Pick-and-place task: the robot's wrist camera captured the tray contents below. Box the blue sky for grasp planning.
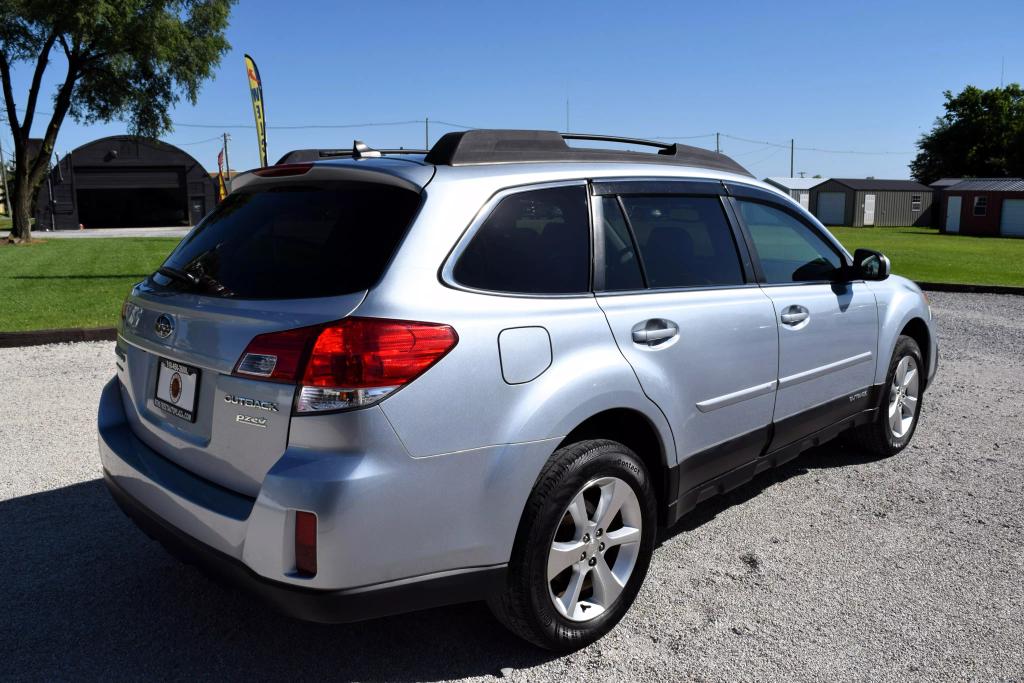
[5,0,1023,179]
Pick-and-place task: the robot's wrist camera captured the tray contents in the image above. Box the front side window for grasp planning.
[738,200,843,284]
[973,196,988,216]
[453,185,590,294]
[618,196,745,289]
[911,194,922,211]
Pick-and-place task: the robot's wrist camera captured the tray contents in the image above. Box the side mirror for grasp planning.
[852,248,890,281]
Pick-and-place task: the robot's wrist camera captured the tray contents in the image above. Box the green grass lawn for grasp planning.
[830,226,1024,287]
[0,237,179,331]
[0,226,1021,333]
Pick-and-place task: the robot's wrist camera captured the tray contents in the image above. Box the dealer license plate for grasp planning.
[154,358,200,422]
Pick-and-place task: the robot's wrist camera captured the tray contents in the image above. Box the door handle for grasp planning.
[780,305,810,326]
[631,319,679,346]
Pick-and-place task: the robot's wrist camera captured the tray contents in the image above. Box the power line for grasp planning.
[7,105,916,156]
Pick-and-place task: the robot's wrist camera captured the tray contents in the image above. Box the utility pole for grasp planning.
[566,98,570,132]
[425,117,429,149]
[790,139,795,177]
[715,132,720,154]
[0,137,9,217]
[222,132,232,191]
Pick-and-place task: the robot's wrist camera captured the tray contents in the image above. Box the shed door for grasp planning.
[817,192,845,225]
[1000,199,1024,236]
[863,193,876,226]
[946,196,961,233]
[798,191,810,210]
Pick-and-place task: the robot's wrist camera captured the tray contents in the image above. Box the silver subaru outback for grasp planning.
[99,130,937,651]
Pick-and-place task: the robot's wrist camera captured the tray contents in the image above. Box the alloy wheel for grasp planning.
[547,476,643,622]
[888,355,920,439]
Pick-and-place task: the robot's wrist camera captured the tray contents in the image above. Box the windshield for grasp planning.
[153,181,421,299]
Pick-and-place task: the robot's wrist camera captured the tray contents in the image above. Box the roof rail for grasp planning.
[423,129,752,177]
[274,146,429,165]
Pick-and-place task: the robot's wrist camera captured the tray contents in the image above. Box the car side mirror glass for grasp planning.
[852,248,890,281]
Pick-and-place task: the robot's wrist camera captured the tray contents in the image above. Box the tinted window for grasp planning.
[453,185,590,294]
[738,200,842,284]
[619,196,744,289]
[155,182,421,299]
[600,197,644,290]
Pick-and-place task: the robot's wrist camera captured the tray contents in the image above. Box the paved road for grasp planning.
[2,226,190,239]
[1,292,1021,681]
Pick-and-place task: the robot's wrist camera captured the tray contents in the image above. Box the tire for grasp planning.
[488,439,657,651]
[849,335,924,457]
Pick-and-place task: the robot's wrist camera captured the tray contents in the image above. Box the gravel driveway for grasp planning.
[1,291,1021,682]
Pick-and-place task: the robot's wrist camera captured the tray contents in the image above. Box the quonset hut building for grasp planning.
[34,136,216,230]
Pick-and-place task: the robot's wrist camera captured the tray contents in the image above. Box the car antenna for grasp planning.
[352,140,382,160]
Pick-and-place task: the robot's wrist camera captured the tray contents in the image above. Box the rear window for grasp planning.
[452,185,590,294]
[153,181,421,299]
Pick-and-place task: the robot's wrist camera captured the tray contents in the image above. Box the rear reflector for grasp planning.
[233,317,458,412]
[295,511,317,577]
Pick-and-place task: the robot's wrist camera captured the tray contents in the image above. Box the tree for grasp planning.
[911,84,1024,184]
[0,0,234,242]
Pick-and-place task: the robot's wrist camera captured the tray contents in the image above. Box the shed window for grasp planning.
[911,195,922,211]
[973,196,988,216]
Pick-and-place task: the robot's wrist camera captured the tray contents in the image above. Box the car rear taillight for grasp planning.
[233,317,458,412]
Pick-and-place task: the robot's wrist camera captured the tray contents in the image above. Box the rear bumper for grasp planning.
[103,470,506,623]
[98,375,548,620]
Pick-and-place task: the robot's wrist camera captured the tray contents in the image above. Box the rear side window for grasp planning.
[619,196,745,289]
[453,185,590,294]
[737,200,842,284]
[156,182,421,299]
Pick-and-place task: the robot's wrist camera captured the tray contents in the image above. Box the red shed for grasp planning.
[942,178,1024,237]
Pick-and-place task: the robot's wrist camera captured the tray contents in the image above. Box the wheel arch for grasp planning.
[899,317,931,389]
[556,408,675,526]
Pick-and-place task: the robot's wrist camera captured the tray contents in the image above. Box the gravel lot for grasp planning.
[1,291,1022,682]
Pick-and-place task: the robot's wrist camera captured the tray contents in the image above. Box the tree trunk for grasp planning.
[8,183,32,242]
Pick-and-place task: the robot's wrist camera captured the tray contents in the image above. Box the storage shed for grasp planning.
[34,136,216,230]
[941,178,1024,236]
[809,178,933,227]
[763,177,826,211]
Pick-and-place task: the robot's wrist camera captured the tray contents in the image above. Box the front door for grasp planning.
[593,188,778,487]
[946,196,961,233]
[733,198,878,450]
[863,193,876,226]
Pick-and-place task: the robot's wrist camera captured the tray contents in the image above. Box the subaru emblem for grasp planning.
[154,313,175,339]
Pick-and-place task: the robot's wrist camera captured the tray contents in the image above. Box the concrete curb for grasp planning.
[917,282,1024,296]
[0,327,117,349]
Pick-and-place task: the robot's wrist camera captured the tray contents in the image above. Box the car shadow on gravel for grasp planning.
[0,479,556,681]
[662,440,891,539]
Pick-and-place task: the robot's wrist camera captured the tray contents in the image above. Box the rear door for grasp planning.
[592,181,778,487]
[117,171,425,495]
[729,188,878,450]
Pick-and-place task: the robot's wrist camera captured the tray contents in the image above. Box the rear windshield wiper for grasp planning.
[157,266,200,287]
